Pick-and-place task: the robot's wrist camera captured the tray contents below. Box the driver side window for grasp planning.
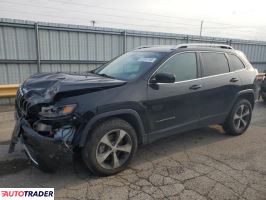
[157,52,197,82]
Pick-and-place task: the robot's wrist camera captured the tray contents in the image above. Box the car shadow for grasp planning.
[0,124,240,189]
[64,125,230,180]
[251,100,266,126]
[254,100,266,107]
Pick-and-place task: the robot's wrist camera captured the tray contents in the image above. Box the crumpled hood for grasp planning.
[20,72,126,102]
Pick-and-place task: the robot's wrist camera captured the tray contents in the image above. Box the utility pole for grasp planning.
[91,20,96,27]
[200,20,204,37]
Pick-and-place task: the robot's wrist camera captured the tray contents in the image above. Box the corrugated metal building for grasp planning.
[0,18,266,104]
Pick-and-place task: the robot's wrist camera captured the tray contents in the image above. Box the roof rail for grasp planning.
[134,45,154,50]
[134,44,234,51]
[177,43,234,50]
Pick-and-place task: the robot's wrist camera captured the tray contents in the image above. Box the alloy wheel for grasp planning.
[96,129,132,169]
[233,104,251,132]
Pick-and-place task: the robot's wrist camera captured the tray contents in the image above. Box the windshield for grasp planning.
[94,51,166,80]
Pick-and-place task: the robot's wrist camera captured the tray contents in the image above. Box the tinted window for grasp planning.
[228,54,245,71]
[201,52,229,76]
[157,53,197,82]
[94,51,165,80]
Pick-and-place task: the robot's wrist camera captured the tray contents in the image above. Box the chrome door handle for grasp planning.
[189,84,202,90]
[230,77,239,82]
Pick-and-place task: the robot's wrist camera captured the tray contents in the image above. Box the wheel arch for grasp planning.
[79,109,147,147]
[234,89,255,108]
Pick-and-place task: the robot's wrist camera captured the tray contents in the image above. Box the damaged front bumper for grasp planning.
[9,117,75,169]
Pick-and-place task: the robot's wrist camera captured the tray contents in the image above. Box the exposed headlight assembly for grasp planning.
[39,104,77,118]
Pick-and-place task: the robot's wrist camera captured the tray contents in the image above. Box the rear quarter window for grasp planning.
[227,54,245,71]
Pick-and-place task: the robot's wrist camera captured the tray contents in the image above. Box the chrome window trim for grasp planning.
[148,50,246,85]
[226,52,247,69]
[200,68,245,80]
[148,51,198,84]
[154,69,245,85]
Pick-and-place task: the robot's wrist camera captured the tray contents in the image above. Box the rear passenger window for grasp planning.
[227,54,245,71]
[201,52,229,77]
[157,52,197,82]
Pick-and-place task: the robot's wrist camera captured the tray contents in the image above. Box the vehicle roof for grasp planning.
[133,44,236,54]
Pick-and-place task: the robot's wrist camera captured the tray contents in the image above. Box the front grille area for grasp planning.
[16,90,31,116]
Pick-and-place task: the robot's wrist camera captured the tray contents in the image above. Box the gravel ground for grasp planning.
[0,101,266,200]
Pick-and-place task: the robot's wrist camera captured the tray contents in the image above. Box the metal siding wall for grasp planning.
[0,27,5,59]
[3,27,17,59]
[253,63,266,72]
[39,30,50,60]
[0,64,7,84]
[111,34,122,57]
[59,31,71,60]
[1,19,266,104]
[0,97,15,106]
[0,24,37,91]
[39,63,101,73]
[87,33,97,60]
[125,34,187,51]
[0,64,38,84]
[79,32,88,60]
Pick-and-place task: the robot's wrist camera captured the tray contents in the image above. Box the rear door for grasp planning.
[199,51,241,125]
[146,52,203,140]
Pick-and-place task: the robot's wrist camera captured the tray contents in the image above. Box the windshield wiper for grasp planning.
[83,70,95,75]
[97,73,114,79]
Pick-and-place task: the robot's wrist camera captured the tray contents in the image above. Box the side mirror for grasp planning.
[151,73,176,83]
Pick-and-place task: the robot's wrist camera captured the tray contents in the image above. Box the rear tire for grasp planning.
[82,118,137,176]
[223,99,252,136]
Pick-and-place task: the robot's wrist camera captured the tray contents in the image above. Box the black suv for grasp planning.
[10,44,257,175]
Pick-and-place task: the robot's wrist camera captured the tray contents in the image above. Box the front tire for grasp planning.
[82,118,137,176]
[223,99,252,136]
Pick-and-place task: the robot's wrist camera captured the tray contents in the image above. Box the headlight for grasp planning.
[39,104,77,118]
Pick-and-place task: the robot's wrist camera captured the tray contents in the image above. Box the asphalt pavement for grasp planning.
[0,101,266,200]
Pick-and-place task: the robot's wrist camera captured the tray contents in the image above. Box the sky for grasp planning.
[1,0,266,40]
